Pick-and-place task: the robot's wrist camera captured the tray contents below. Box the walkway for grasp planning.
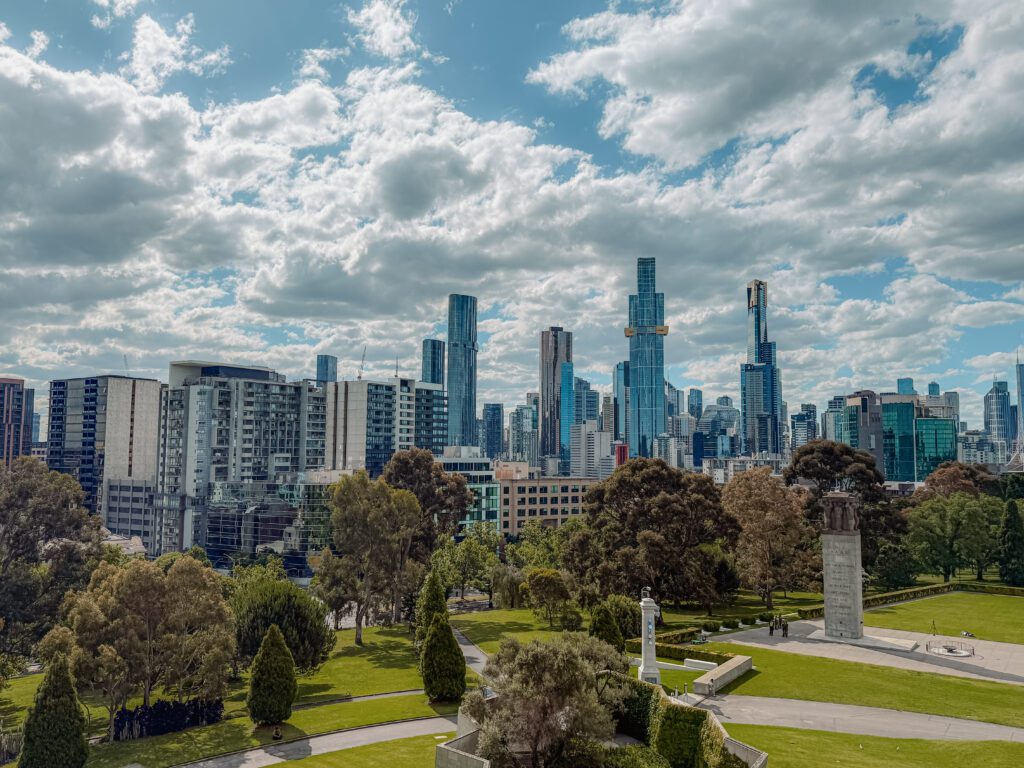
[179,716,457,768]
[696,695,1024,742]
[453,626,489,678]
[723,620,1024,686]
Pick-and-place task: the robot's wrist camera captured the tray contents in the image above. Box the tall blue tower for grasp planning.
[625,258,668,458]
[446,294,478,447]
[740,279,783,456]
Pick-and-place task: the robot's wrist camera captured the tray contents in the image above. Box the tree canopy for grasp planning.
[784,440,885,511]
[18,654,87,768]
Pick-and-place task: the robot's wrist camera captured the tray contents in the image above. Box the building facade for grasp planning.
[569,419,614,479]
[482,403,504,459]
[500,476,598,535]
[687,388,703,420]
[315,354,337,387]
[613,361,629,443]
[626,258,668,458]
[421,339,445,386]
[559,361,574,474]
[540,327,573,461]
[446,294,478,447]
[508,404,539,465]
[837,390,884,472]
[790,403,818,450]
[739,279,783,456]
[0,377,34,467]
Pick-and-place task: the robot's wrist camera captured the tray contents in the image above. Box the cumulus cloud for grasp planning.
[347,0,419,59]
[91,0,142,30]
[25,30,48,59]
[121,14,231,94]
[298,46,350,80]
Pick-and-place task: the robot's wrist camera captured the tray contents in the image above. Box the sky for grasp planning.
[1,0,1023,431]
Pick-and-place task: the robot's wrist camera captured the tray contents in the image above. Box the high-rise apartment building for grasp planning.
[613,361,629,443]
[739,279,783,457]
[626,258,668,458]
[0,378,34,467]
[482,403,504,459]
[574,376,600,424]
[540,327,573,460]
[446,294,478,447]
[897,378,917,396]
[837,390,884,472]
[687,388,703,420]
[316,354,338,388]
[821,396,846,441]
[1009,358,1024,472]
[600,395,614,434]
[790,403,818,450]
[421,339,445,386]
[508,404,539,465]
[559,361,574,473]
[569,419,614,479]
[984,381,1012,446]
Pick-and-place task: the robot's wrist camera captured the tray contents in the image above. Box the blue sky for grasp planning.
[1,0,1023,430]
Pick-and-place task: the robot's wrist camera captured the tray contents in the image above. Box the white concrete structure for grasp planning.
[821,492,863,640]
[638,589,661,685]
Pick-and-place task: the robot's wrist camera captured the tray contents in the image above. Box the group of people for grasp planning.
[767,615,789,638]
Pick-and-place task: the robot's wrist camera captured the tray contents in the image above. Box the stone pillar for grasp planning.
[822,492,863,640]
[639,588,661,685]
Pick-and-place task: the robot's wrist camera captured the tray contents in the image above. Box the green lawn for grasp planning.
[660,590,823,627]
[655,661,704,695]
[451,608,574,654]
[711,641,1024,729]
[726,724,1024,768]
[279,732,454,766]
[85,694,456,768]
[865,592,1024,645]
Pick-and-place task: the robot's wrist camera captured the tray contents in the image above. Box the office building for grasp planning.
[600,395,615,434]
[438,446,498,531]
[559,361,574,473]
[1009,358,1024,472]
[540,327,573,460]
[446,294,478,447]
[626,257,668,457]
[574,376,600,424]
[0,378,34,467]
[569,419,614,479]
[500,475,599,535]
[821,396,846,442]
[897,378,917,396]
[687,388,703,420]
[482,403,504,459]
[315,354,338,387]
[837,390,884,472]
[928,381,940,397]
[739,280,783,456]
[984,381,1012,447]
[421,339,445,386]
[613,361,629,443]
[48,375,161,546]
[697,398,741,459]
[959,430,1005,468]
[790,404,818,450]
[508,404,539,466]
[915,417,958,481]
[31,412,40,443]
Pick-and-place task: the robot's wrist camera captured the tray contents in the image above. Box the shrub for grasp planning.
[18,654,87,768]
[701,620,721,632]
[590,604,625,652]
[651,700,706,767]
[615,676,662,743]
[560,605,584,631]
[720,619,739,630]
[415,570,448,646]
[757,612,774,623]
[233,577,335,671]
[697,716,747,768]
[602,744,671,768]
[113,699,223,741]
[655,628,699,644]
[247,625,297,725]
[421,614,466,702]
[604,594,643,639]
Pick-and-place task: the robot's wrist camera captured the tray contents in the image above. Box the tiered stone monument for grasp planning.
[638,587,661,685]
[821,492,863,640]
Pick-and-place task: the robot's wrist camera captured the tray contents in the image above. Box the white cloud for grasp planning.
[91,0,142,30]
[347,0,419,59]
[298,46,350,80]
[25,31,48,59]
[0,23,11,43]
[121,14,231,94]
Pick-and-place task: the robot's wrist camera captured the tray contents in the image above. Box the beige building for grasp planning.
[499,476,598,535]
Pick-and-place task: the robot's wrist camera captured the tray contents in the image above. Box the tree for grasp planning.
[232,574,335,671]
[491,563,525,608]
[311,548,355,630]
[246,625,297,726]
[588,604,624,652]
[154,545,212,573]
[0,458,101,667]
[505,520,577,571]
[970,495,1006,580]
[524,569,570,628]
[871,541,919,591]
[18,654,87,768]
[907,493,994,582]
[381,448,474,558]
[463,634,629,768]
[723,468,810,609]
[563,459,738,604]
[329,472,422,644]
[997,500,1024,586]
[431,524,500,599]
[784,440,885,512]
[601,595,642,640]
[915,462,1001,502]
[415,570,449,646]
[420,614,465,702]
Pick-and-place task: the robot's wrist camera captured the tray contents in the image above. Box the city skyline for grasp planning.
[1,1,1024,430]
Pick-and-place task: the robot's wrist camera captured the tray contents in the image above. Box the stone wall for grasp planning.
[691,654,752,695]
[435,731,490,768]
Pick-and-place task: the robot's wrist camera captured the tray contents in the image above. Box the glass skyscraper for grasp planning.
[687,388,703,420]
[739,279,783,456]
[897,377,917,395]
[540,327,573,460]
[315,354,337,387]
[882,400,916,481]
[559,361,575,472]
[421,338,445,386]
[915,418,957,481]
[613,361,629,443]
[626,258,668,458]
[482,403,503,459]
[446,294,478,447]
[984,381,1011,445]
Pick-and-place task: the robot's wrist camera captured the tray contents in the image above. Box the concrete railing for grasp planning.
[436,731,490,768]
[692,653,752,695]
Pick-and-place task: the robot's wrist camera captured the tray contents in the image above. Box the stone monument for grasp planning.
[821,492,863,640]
[638,587,661,685]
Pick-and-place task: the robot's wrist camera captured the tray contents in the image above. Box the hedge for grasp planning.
[701,621,721,632]
[624,639,736,666]
[602,744,672,768]
[113,699,224,742]
[697,716,747,768]
[656,627,701,644]
[795,581,1024,620]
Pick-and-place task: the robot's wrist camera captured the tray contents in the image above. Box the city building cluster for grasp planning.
[1,258,1023,574]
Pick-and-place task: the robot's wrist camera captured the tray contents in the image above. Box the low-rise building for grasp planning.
[499,476,598,535]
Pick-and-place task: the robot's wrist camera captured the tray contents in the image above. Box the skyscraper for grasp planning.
[687,388,703,420]
[613,361,629,443]
[446,294,478,446]
[625,257,668,458]
[790,403,818,450]
[983,381,1011,446]
[508,403,539,465]
[482,403,504,459]
[316,354,338,387]
[559,361,575,473]
[600,395,615,434]
[0,378,34,467]
[574,376,599,424]
[739,279,783,456]
[897,377,917,395]
[928,381,940,397]
[837,390,884,472]
[421,339,445,386]
[540,327,573,460]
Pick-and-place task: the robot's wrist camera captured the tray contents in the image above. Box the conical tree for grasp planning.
[998,500,1024,587]
[247,624,298,725]
[420,614,465,702]
[415,570,448,646]
[19,654,87,768]
[589,603,625,652]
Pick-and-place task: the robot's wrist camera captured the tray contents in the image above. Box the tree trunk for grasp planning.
[976,562,985,581]
[354,602,365,646]
[943,567,951,583]
[765,589,774,610]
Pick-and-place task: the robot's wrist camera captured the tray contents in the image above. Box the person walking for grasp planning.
[782,619,789,638]
[769,620,775,637]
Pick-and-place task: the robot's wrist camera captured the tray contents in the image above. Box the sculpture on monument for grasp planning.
[821,492,863,640]
[638,587,661,685]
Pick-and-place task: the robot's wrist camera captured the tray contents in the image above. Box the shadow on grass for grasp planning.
[451,619,552,644]
[719,668,760,695]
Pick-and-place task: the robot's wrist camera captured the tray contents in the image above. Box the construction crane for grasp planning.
[123,354,131,377]
[357,345,367,380]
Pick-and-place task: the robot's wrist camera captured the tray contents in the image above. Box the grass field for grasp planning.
[865,592,1024,645]
[711,641,1024,729]
[451,608,571,654]
[278,732,454,766]
[85,694,456,768]
[726,724,1024,768]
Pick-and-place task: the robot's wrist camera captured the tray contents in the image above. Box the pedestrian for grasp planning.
[769,621,775,637]
[783,619,789,638]
[709,678,715,697]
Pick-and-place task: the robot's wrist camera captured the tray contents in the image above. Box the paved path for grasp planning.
[696,694,1024,742]
[453,626,489,678]
[179,716,457,768]
[723,620,1024,686]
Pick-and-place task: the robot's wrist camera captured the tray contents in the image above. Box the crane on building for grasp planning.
[357,345,367,380]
